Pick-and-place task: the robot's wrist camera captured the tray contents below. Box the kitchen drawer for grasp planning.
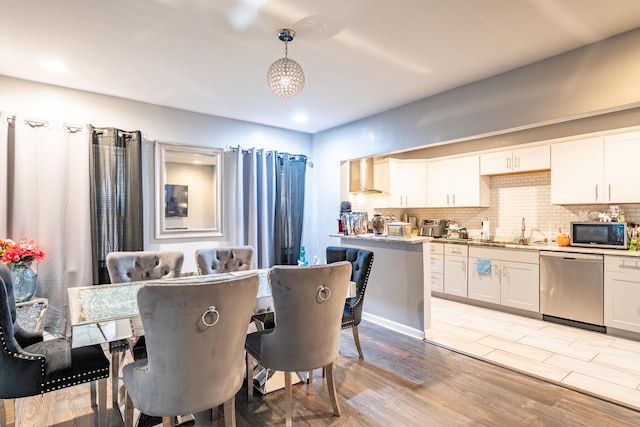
[431,272,444,293]
[430,242,444,255]
[431,254,444,274]
[469,246,538,264]
[604,255,640,273]
[445,243,468,257]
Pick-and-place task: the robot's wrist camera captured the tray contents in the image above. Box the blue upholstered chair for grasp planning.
[0,263,110,426]
[326,246,374,358]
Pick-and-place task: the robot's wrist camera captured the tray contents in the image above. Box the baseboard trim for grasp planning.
[361,312,424,340]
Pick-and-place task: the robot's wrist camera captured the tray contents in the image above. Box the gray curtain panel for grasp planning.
[89,126,143,284]
[274,153,307,265]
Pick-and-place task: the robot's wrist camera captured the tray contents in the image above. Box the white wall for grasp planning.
[310,28,640,258]
[0,76,312,273]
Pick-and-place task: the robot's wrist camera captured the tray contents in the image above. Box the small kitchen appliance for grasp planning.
[387,222,412,238]
[570,221,627,249]
[421,219,447,237]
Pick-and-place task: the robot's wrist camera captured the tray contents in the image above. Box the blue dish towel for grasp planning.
[476,258,491,275]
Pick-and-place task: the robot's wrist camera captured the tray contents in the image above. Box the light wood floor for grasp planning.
[10,321,640,427]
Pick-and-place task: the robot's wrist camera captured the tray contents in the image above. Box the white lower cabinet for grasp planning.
[468,247,539,312]
[444,244,468,297]
[604,256,640,333]
[430,242,444,293]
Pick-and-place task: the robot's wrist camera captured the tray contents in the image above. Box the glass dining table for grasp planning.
[67,270,272,349]
[67,268,354,398]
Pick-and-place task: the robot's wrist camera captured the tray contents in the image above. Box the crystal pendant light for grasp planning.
[267,29,305,99]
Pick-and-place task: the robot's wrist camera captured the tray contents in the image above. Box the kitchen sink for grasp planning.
[467,239,543,247]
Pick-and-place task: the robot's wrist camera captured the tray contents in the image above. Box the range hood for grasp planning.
[349,158,382,194]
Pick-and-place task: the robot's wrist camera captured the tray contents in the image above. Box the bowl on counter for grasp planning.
[556,233,570,247]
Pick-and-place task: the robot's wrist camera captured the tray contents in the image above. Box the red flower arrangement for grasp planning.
[0,238,46,268]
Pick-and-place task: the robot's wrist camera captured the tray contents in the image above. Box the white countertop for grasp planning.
[331,233,640,256]
[433,237,640,257]
[331,233,432,245]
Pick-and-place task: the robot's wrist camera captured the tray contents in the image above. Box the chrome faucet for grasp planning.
[520,217,526,245]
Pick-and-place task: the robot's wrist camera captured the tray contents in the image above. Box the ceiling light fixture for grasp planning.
[267,29,305,99]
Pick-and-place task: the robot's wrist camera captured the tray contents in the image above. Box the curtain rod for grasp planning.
[225,146,313,167]
[4,114,85,133]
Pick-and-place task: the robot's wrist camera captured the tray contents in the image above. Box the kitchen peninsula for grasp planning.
[332,234,432,339]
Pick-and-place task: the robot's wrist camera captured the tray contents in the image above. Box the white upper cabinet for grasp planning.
[603,131,640,203]
[373,159,427,208]
[426,155,489,207]
[551,130,640,204]
[551,137,604,204]
[481,145,550,175]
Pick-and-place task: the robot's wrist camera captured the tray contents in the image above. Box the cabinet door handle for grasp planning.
[506,157,511,170]
[608,184,611,201]
[494,265,500,278]
[515,156,520,169]
[595,184,598,201]
[462,262,466,274]
[620,260,640,269]
[452,194,456,205]
[447,194,450,205]
[452,248,462,254]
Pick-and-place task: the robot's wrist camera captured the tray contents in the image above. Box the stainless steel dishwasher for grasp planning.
[539,251,604,331]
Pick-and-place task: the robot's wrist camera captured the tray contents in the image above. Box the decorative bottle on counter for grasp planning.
[372,214,386,235]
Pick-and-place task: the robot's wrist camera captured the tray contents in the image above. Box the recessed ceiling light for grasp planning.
[41,59,68,73]
[293,113,308,123]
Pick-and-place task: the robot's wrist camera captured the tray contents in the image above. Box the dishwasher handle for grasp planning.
[540,251,603,262]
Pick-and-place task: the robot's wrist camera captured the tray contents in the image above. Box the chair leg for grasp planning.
[98,378,108,427]
[285,371,292,427]
[90,380,97,407]
[352,325,364,358]
[246,353,254,403]
[223,396,236,427]
[1,399,16,427]
[308,369,313,385]
[111,352,120,408]
[124,391,135,427]
[162,416,173,427]
[326,362,341,416]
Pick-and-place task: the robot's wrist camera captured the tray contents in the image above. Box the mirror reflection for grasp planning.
[155,142,223,239]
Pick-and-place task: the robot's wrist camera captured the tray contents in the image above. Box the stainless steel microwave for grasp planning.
[570,222,627,249]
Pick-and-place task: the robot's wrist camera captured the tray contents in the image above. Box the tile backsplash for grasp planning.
[348,171,639,242]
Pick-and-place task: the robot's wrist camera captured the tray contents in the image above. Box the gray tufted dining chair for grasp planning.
[326,246,374,358]
[104,250,184,408]
[245,262,351,427]
[0,263,110,427]
[122,273,259,427]
[195,246,254,275]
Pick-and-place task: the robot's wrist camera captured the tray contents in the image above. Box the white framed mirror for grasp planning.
[155,141,223,239]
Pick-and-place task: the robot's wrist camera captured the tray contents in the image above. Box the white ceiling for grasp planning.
[2,0,640,134]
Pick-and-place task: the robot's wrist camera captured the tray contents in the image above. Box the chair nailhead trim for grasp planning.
[43,368,110,393]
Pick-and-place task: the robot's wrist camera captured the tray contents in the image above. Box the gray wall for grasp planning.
[310,28,640,258]
[0,76,312,273]
[3,27,640,265]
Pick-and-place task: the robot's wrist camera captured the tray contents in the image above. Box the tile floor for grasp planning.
[425,297,640,411]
